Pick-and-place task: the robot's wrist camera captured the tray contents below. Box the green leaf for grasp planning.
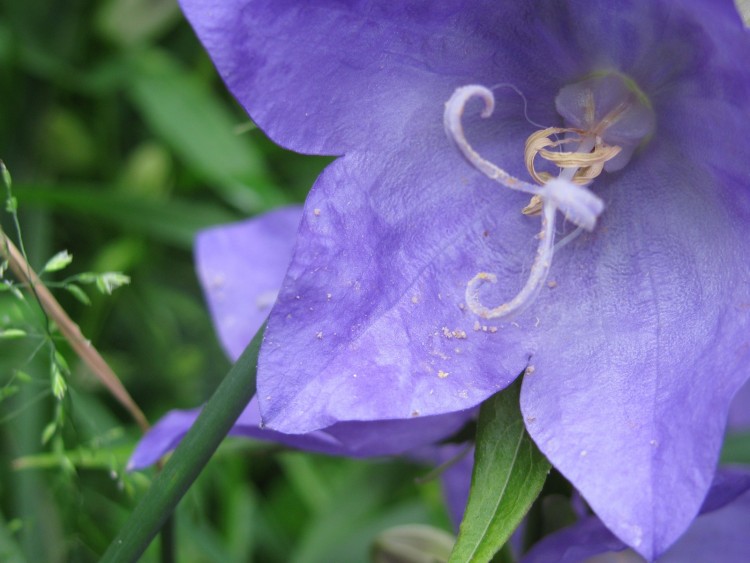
[449,379,550,563]
[14,370,32,383]
[64,283,91,305]
[0,160,11,189]
[126,50,288,213]
[16,183,236,249]
[94,272,130,295]
[96,0,180,47]
[41,421,57,445]
[5,196,17,214]
[0,329,26,339]
[0,385,19,401]
[42,250,73,273]
[101,325,265,562]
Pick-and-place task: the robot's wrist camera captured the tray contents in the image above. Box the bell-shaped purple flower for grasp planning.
[175,0,750,559]
[522,468,750,562]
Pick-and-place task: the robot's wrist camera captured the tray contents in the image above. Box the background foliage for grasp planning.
[0,1,452,561]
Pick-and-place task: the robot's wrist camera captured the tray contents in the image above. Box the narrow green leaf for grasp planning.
[101,325,264,562]
[127,50,287,212]
[42,250,73,273]
[16,184,237,249]
[449,379,550,563]
[41,422,57,445]
[8,285,24,300]
[0,161,11,191]
[96,0,180,47]
[14,370,32,383]
[5,196,17,214]
[0,329,27,339]
[0,385,20,401]
[64,283,91,305]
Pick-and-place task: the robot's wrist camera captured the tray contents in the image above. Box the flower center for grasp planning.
[444,72,655,319]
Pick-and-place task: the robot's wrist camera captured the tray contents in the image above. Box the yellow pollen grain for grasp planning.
[547,280,558,288]
[525,365,536,375]
[315,331,323,340]
[473,320,481,331]
[411,295,419,304]
[442,327,452,339]
[411,410,420,417]
[452,329,467,339]
[438,370,449,379]
[313,208,321,216]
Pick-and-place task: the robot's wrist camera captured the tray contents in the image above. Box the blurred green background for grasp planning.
[0,1,452,561]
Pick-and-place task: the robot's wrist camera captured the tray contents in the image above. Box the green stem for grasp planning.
[101,326,264,562]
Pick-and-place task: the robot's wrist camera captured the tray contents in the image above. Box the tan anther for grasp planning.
[522,195,543,216]
[522,127,622,214]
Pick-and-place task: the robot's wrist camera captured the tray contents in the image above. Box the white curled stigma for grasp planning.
[444,85,605,320]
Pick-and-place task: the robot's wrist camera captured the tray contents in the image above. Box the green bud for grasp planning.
[43,250,74,273]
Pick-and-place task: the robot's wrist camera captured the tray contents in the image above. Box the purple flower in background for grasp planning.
[174,0,750,559]
[522,469,750,563]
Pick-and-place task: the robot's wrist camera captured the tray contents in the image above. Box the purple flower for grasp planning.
[129,207,473,470]
[175,0,750,558]
[522,468,750,562]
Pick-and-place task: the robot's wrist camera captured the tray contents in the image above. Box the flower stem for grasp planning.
[0,229,150,432]
[100,326,263,562]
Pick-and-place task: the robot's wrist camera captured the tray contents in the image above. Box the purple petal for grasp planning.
[129,409,203,470]
[521,517,629,563]
[521,147,750,558]
[178,1,570,156]
[658,491,750,562]
[195,206,302,361]
[697,467,750,514]
[129,396,473,470]
[258,150,532,432]
[521,469,750,563]
[520,10,750,553]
